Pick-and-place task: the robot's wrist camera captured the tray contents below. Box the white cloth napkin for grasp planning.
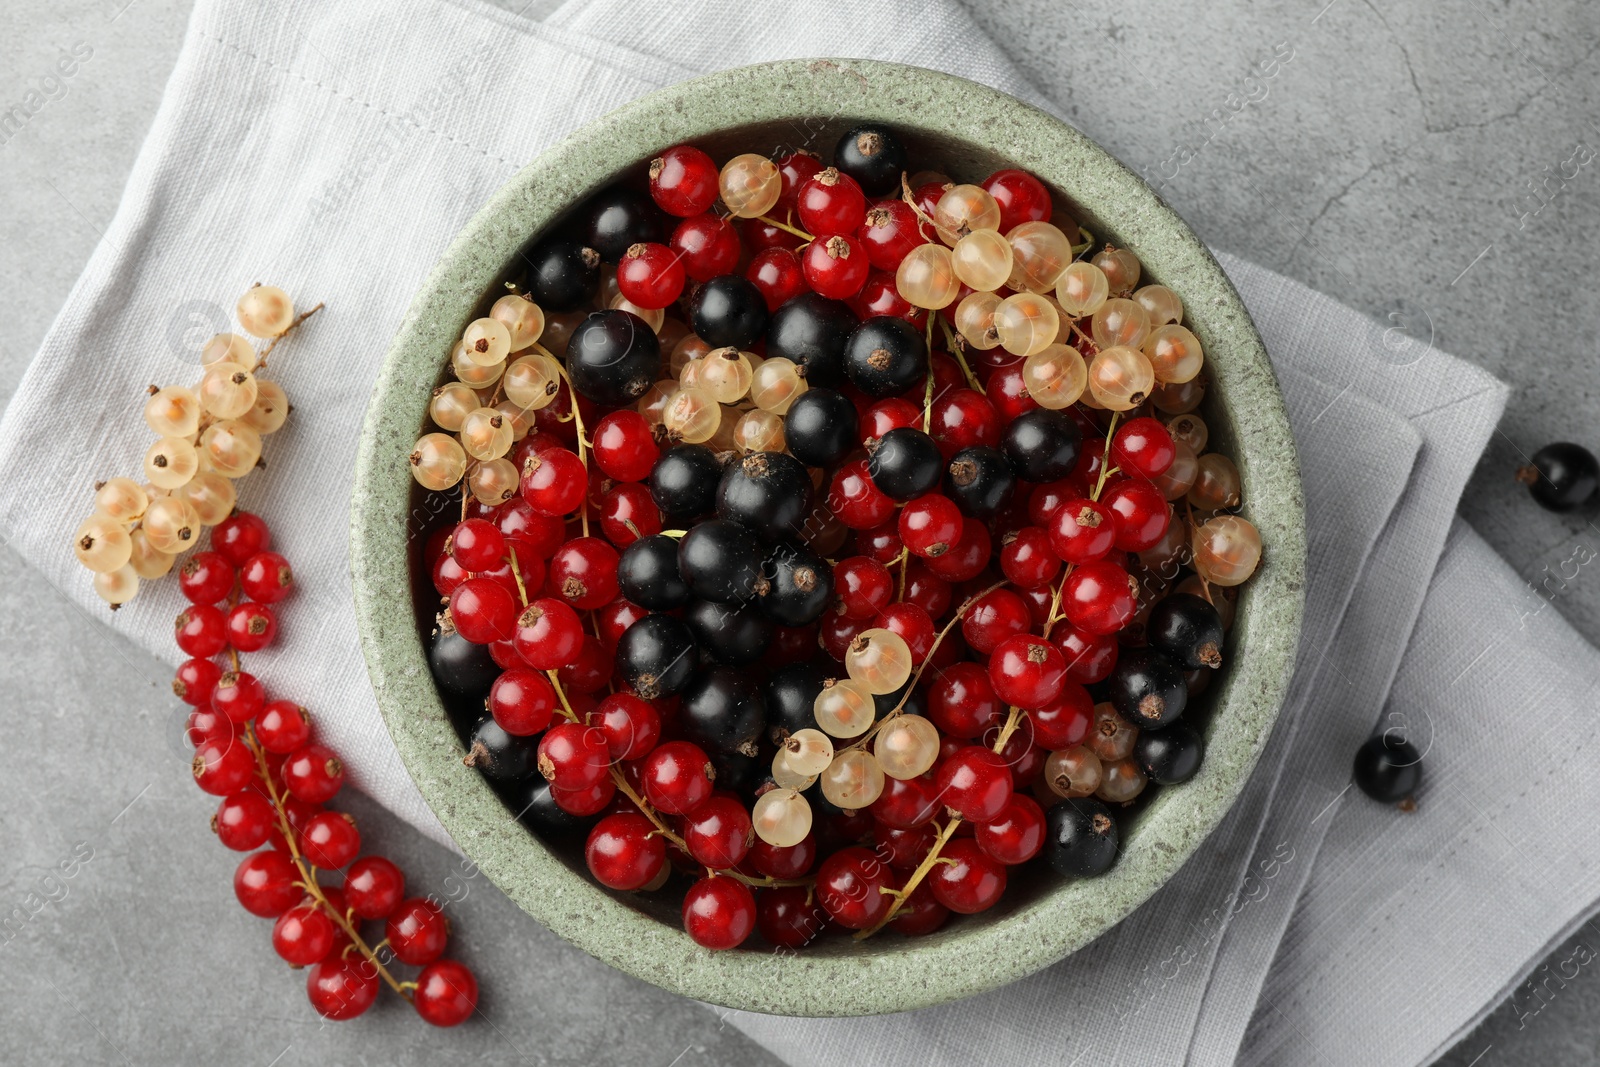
[0,0,1591,1063]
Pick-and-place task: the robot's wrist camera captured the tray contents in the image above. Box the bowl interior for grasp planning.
[351,58,1306,1017]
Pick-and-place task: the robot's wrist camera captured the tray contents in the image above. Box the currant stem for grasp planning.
[1091,412,1121,501]
[854,816,962,939]
[938,316,986,394]
[255,302,324,370]
[753,214,814,242]
[993,705,1023,751]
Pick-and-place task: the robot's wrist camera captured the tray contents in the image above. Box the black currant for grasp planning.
[428,626,500,702]
[519,238,600,312]
[691,275,769,349]
[761,545,834,627]
[833,125,908,198]
[680,666,767,757]
[1147,593,1224,670]
[1352,734,1422,804]
[649,443,723,522]
[765,292,856,386]
[711,750,764,801]
[677,519,766,604]
[1108,647,1187,729]
[566,309,661,407]
[1002,407,1082,482]
[784,388,859,468]
[512,780,593,838]
[1135,721,1204,785]
[585,186,668,262]
[717,451,814,542]
[866,426,943,500]
[843,316,928,397]
[944,445,1016,516]
[684,599,773,665]
[462,716,537,784]
[764,662,827,743]
[1045,798,1120,878]
[614,613,697,699]
[1517,442,1599,511]
[617,534,691,610]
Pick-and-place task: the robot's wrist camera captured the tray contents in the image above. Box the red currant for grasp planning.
[984,361,1038,422]
[874,601,935,664]
[934,746,1013,823]
[211,670,265,723]
[961,588,1032,655]
[864,397,922,438]
[989,633,1067,709]
[432,551,468,596]
[902,562,952,619]
[489,668,556,736]
[641,740,716,816]
[598,482,662,547]
[173,658,222,706]
[595,597,648,647]
[449,518,505,571]
[850,270,925,326]
[386,897,449,965]
[857,199,925,270]
[214,790,275,850]
[586,811,666,890]
[1111,417,1176,479]
[741,215,803,252]
[975,794,1046,865]
[551,775,616,816]
[828,460,896,529]
[832,555,893,619]
[536,722,611,791]
[856,520,903,564]
[496,497,565,558]
[410,959,478,1027]
[818,611,866,662]
[889,881,950,936]
[898,494,962,558]
[282,743,345,803]
[1063,559,1139,635]
[1029,682,1095,749]
[870,773,940,829]
[213,511,270,566]
[649,144,719,217]
[343,856,405,919]
[802,233,870,300]
[299,811,360,869]
[776,150,824,208]
[670,212,742,281]
[185,704,234,747]
[923,519,991,583]
[928,388,1000,459]
[273,904,336,966]
[682,874,755,949]
[587,692,660,760]
[546,537,620,611]
[982,168,1052,232]
[225,601,277,652]
[239,551,294,603]
[746,247,807,311]
[683,793,754,868]
[751,833,817,879]
[306,955,380,1021]
[928,837,1007,913]
[1102,480,1172,552]
[876,823,937,869]
[1051,621,1120,683]
[797,167,867,236]
[520,447,587,517]
[617,242,686,309]
[175,604,228,658]
[178,550,236,605]
[591,410,660,484]
[513,597,585,670]
[1050,498,1116,564]
[1000,526,1062,588]
[1029,477,1087,527]
[815,846,893,930]
[233,851,302,917]
[757,885,826,948]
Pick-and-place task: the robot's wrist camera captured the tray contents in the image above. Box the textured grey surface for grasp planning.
[1,0,1596,1062]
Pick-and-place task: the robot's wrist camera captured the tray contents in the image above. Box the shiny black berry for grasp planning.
[843,316,927,397]
[1045,798,1119,878]
[692,275,769,349]
[833,125,908,198]
[866,427,942,500]
[717,451,814,542]
[649,444,723,522]
[428,625,500,704]
[680,667,767,757]
[761,545,834,627]
[678,520,766,604]
[684,599,773,665]
[765,293,856,386]
[1136,721,1204,785]
[1353,735,1422,804]
[617,534,691,610]
[1108,647,1187,729]
[1002,407,1082,482]
[614,613,697,699]
[585,186,668,262]
[520,238,600,312]
[462,717,537,784]
[764,662,827,743]
[513,780,593,837]
[944,445,1016,516]
[784,388,859,468]
[1147,593,1224,670]
[566,309,661,407]
[1518,442,1599,511]
[712,750,764,800]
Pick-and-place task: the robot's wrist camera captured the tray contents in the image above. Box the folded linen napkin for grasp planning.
[3,0,1587,1063]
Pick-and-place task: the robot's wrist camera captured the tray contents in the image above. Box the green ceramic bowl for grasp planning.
[350,57,1305,1017]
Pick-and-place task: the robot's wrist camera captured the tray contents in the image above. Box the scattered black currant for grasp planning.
[1002,407,1082,482]
[1517,442,1599,512]
[585,186,668,262]
[783,388,859,468]
[1352,734,1423,804]
[1108,647,1188,729]
[428,625,500,701]
[680,666,768,758]
[462,716,538,784]
[761,545,834,627]
[764,661,827,744]
[1045,798,1120,878]
[944,445,1016,516]
[513,779,594,838]
[833,125,908,198]
[692,275,769,349]
[1147,593,1224,670]
[684,599,773,665]
[866,427,943,500]
[843,316,928,397]
[717,451,814,542]
[614,612,697,699]
[520,237,600,312]
[711,750,764,801]
[765,293,857,386]
[566,309,661,406]
[649,443,723,522]
[1135,721,1204,785]
[677,519,767,604]
[617,534,691,610]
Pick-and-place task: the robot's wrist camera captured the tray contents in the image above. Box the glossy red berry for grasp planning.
[449,518,504,572]
[598,482,662,547]
[536,722,611,791]
[746,247,807,311]
[546,537,620,611]
[213,790,275,850]
[857,199,925,270]
[802,233,870,300]
[1000,526,1061,588]
[587,692,660,760]
[984,361,1038,421]
[828,460,898,530]
[1029,683,1095,749]
[989,634,1067,709]
[513,597,585,670]
[850,269,925,326]
[818,611,866,662]
[496,497,565,558]
[520,446,587,517]
[1051,622,1120,683]
[889,881,950,936]
[178,551,235,605]
[875,601,936,664]
[742,215,803,252]
[898,494,963,558]
[757,885,826,948]
[586,812,666,891]
[431,551,469,596]
[551,775,616,816]
[797,167,867,236]
[488,668,556,736]
[1112,417,1177,479]
[1050,498,1117,564]
[255,700,311,753]
[670,212,742,281]
[870,773,940,829]
[343,856,405,920]
[751,833,817,879]
[929,837,1007,913]
[592,410,661,483]
[1063,559,1140,635]
[976,794,1046,865]
[306,955,380,1021]
[414,959,479,1027]
[386,897,449,965]
[923,518,991,583]
[239,551,294,603]
[833,555,893,619]
[273,904,336,966]
[211,670,265,723]
[962,588,1032,655]
[642,740,716,816]
[225,601,277,653]
[1028,477,1087,527]
[617,242,686,309]
[173,657,221,706]
[175,604,228,657]
[902,562,952,619]
[449,577,519,644]
[776,149,824,207]
[857,520,903,565]
[185,704,234,748]
[682,874,756,950]
[876,823,938,869]
[815,846,894,930]
[234,850,302,917]
[683,793,755,868]
[1102,480,1172,552]
[299,811,360,869]
[595,596,648,648]
[982,168,1052,232]
[650,144,719,217]
[928,388,1001,459]
[935,746,1013,823]
[864,397,922,438]
[213,512,270,566]
[282,743,345,804]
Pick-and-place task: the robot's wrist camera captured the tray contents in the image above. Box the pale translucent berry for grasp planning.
[933,184,1001,245]
[896,243,961,309]
[491,294,545,351]
[661,386,721,444]
[74,513,132,573]
[873,714,940,780]
[749,357,807,414]
[719,154,782,218]
[429,382,479,431]
[142,495,201,555]
[608,293,665,333]
[1055,261,1110,318]
[1153,441,1199,501]
[1045,746,1103,799]
[237,285,294,338]
[145,436,200,491]
[636,380,677,428]
[1166,413,1208,453]
[954,291,1003,350]
[671,334,711,376]
[1151,377,1206,415]
[459,407,513,461]
[94,478,148,525]
[1087,346,1156,410]
[199,362,259,420]
[994,292,1060,357]
[1022,344,1088,409]
[733,409,786,453]
[1144,324,1204,384]
[200,421,262,478]
[450,340,503,388]
[1133,284,1183,326]
[144,385,202,438]
[1006,221,1074,292]
[468,458,519,507]
[1193,515,1261,586]
[1096,757,1148,803]
[951,229,1013,292]
[813,678,877,739]
[699,348,754,404]
[1090,298,1152,350]
[782,728,835,777]
[201,332,258,371]
[179,470,237,525]
[844,628,913,695]
[93,564,139,606]
[771,749,818,791]
[1187,453,1242,511]
[242,378,289,435]
[494,399,535,441]
[752,788,813,847]
[1091,247,1142,293]
[819,750,886,809]
[410,433,467,490]
[127,528,175,580]
[461,318,512,368]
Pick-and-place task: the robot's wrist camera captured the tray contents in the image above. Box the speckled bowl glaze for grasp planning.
[350,58,1305,1017]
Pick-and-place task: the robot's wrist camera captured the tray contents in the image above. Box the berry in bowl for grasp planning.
[351,58,1304,1016]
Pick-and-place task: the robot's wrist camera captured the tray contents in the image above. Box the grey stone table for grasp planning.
[2,0,1596,1063]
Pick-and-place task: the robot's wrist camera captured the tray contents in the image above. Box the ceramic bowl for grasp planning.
[350,57,1305,1017]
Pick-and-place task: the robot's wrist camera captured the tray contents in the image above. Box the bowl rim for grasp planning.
[350,56,1306,1017]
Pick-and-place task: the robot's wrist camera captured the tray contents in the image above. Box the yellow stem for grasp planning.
[753,214,814,242]
[255,302,324,370]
